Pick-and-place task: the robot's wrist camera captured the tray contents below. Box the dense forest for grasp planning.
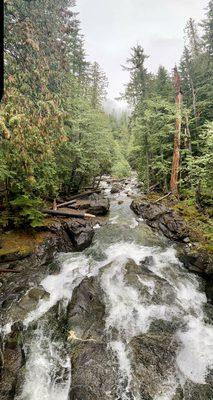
[123,5,213,206]
[0,0,212,229]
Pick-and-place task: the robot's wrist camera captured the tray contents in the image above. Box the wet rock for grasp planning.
[0,219,94,328]
[124,259,175,305]
[137,182,144,189]
[1,287,50,326]
[179,246,213,275]
[130,198,213,299]
[130,332,178,399]
[67,276,105,339]
[0,251,32,264]
[64,220,94,251]
[111,185,121,194]
[131,199,189,241]
[0,329,24,400]
[67,277,118,400]
[88,193,110,216]
[181,379,213,400]
[69,341,118,400]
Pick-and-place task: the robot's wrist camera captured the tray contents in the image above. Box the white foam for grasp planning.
[100,241,213,391]
[154,374,178,400]
[2,193,212,399]
[176,316,213,384]
[93,223,101,230]
[24,254,90,326]
[16,326,71,400]
[17,253,91,400]
[129,218,139,229]
[101,257,174,338]
[109,215,119,225]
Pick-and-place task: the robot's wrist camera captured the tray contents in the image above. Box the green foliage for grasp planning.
[1,0,212,230]
[10,196,44,228]
[112,141,131,179]
[123,1,212,202]
[186,122,213,193]
[0,0,116,228]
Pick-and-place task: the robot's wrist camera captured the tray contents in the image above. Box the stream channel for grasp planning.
[1,177,213,400]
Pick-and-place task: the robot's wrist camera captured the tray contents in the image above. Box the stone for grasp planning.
[110,185,121,194]
[131,197,213,303]
[130,331,178,399]
[88,194,110,216]
[0,333,24,400]
[64,220,94,251]
[131,199,189,241]
[183,237,190,243]
[67,277,118,400]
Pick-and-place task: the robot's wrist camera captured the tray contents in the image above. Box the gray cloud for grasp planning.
[76,0,208,105]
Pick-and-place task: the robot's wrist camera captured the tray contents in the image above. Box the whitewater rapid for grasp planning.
[2,177,212,400]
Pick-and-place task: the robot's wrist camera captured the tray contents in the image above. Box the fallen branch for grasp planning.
[84,213,96,219]
[42,209,95,219]
[57,189,101,208]
[57,200,76,209]
[148,183,160,192]
[0,269,21,273]
[154,192,172,203]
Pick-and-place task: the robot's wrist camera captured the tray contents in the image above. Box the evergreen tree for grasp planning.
[122,45,150,108]
[201,0,213,56]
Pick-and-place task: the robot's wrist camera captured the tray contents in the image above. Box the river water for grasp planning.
[6,178,213,399]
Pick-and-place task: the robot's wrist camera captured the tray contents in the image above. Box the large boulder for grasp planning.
[131,199,189,241]
[67,277,118,400]
[64,220,94,251]
[87,194,110,216]
[0,323,24,400]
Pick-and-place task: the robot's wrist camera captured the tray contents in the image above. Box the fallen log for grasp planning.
[57,189,101,208]
[42,209,95,219]
[0,269,21,273]
[57,200,76,209]
[154,192,172,203]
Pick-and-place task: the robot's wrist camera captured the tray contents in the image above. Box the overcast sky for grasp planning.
[76,0,208,107]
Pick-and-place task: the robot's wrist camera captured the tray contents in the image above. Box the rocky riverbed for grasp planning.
[131,196,213,303]
[0,175,213,400]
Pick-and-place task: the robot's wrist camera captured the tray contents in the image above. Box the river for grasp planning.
[2,177,213,400]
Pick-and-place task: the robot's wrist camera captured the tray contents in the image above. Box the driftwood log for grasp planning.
[57,200,77,209]
[57,189,101,208]
[154,192,172,203]
[42,209,95,219]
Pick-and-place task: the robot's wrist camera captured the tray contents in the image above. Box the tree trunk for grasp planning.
[170,67,182,195]
[160,145,168,192]
[95,174,103,189]
[190,79,199,127]
[185,113,192,153]
[146,150,150,192]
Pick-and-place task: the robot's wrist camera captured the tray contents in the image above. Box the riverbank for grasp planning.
[131,192,213,302]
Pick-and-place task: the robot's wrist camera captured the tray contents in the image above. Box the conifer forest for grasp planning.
[0,2,213,400]
[0,1,212,228]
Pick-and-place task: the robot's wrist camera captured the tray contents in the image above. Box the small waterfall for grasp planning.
[99,242,213,399]
[16,323,71,400]
[15,253,92,400]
